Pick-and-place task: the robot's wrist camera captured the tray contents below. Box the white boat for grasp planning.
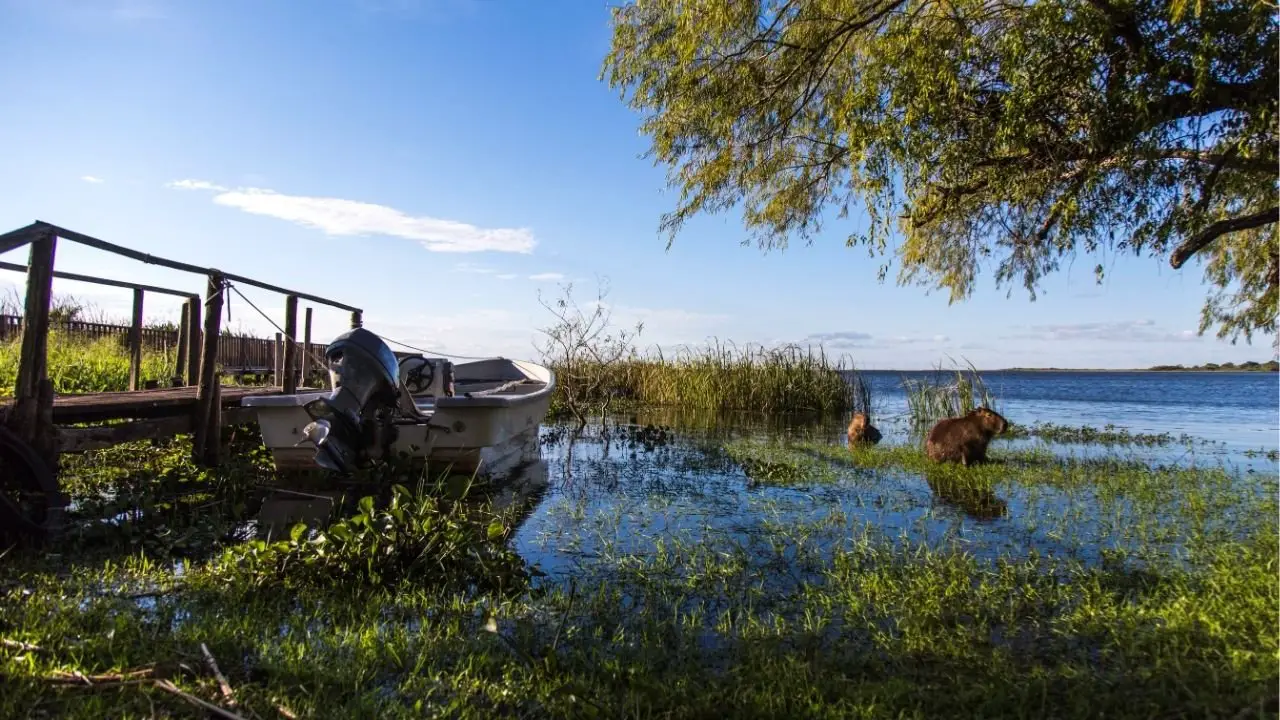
[242,328,555,478]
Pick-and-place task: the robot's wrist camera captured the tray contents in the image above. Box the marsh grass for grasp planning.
[1,419,1276,718]
[601,341,859,415]
[0,332,177,396]
[902,358,996,428]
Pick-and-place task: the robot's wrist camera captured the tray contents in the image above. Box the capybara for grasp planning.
[847,412,882,445]
[925,406,1009,466]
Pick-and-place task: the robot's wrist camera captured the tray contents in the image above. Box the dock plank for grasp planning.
[2,385,306,424]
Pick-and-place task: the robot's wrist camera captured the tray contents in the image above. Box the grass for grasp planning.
[552,340,861,417]
[1,312,1276,717]
[0,332,178,396]
[901,358,996,429]
[1,445,1275,718]
[3,417,1276,719]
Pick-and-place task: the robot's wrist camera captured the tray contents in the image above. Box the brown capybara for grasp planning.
[847,412,882,445]
[925,407,1009,466]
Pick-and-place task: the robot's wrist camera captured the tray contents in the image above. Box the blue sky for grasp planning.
[0,0,1268,370]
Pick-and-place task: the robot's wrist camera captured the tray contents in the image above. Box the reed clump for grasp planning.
[598,341,859,415]
[903,358,997,428]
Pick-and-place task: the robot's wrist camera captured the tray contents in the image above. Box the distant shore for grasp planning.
[852,362,1280,373]
[994,361,1279,373]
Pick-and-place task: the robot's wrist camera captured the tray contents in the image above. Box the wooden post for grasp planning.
[203,375,223,466]
[127,288,144,391]
[192,273,224,465]
[301,306,313,388]
[186,297,201,386]
[273,332,283,387]
[350,310,362,329]
[8,231,58,470]
[175,307,189,387]
[283,295,299,394]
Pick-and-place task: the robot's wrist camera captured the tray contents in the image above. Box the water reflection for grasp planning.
[922,469,1009,522]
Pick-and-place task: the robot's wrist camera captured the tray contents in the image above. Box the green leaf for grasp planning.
[486,520,505,542]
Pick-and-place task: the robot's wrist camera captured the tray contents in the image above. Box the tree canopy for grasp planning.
[603,0,1278,345]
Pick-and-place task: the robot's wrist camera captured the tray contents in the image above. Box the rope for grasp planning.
[227,281,500,363]
[375,334,499,362]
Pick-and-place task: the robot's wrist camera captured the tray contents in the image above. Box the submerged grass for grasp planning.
[1006,421,1194,446]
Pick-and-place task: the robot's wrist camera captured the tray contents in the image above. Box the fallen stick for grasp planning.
[154,679,249,720]
[200,642,237,706]
[1,638,45,653]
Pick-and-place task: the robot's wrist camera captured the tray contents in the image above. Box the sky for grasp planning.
[0,0,1271,370]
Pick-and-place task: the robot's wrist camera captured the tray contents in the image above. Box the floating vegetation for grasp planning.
[1006,421,1193,447]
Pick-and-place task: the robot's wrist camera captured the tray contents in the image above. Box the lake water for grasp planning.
[859,369,1280,455]
[512,370,1279,580]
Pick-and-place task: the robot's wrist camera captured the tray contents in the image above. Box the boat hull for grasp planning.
[244,358,555,479]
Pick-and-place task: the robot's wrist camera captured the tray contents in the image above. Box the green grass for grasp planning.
[1,415,1276,718]
[552,340,860,417]
[0,332,178,396]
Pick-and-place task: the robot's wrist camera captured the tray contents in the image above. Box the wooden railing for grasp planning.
[0,314,330,375]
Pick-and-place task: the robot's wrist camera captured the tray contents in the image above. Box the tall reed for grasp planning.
[902,358,997,429]
[553,339,860,415]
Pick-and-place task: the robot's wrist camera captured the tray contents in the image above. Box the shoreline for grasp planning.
[845,366,1280,374]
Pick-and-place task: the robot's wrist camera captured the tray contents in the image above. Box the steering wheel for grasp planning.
[399,356,435,395]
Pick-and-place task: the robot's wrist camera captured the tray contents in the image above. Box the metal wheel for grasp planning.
[0,425,63,545]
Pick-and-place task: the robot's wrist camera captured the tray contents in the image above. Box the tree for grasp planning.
[602,0,1278,345]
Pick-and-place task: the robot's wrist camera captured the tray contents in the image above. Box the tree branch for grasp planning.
[1170,207,1280,269]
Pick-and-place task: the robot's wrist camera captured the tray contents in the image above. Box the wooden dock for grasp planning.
[0,220,363,541]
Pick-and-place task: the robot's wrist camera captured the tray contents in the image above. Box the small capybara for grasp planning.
[847,412,882,445]
[925,406,1009,466]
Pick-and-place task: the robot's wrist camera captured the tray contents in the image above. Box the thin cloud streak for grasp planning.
[167,179,535,254]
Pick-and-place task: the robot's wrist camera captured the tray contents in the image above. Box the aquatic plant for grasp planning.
[212,482,530,594]
[610,340,857,415]
[1006,421,1191,447]
[902,358,996,429]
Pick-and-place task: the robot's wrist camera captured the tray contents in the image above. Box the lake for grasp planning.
[513,369,1279,579]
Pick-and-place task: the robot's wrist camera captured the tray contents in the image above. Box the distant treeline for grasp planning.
[1147,360,1279,372]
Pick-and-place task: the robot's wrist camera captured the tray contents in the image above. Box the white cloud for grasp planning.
[166,179,535,254]
[80,175,105,184]
[795,331,952,350]
[453,262,496,274]
[168,179,227,192]
[1005,320,1202,344]
[496,273,518,280]
[528,272,565,282]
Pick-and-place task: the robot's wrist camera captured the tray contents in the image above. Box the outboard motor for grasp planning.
[298,328,402,474]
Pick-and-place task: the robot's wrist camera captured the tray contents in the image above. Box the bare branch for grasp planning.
[1170,207,1280,269]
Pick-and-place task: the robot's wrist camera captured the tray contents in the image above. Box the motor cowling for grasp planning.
[300,328,402,473]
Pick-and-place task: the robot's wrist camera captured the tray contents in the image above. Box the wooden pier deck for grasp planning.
[15,385,286,424]
[0,385,318,454]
